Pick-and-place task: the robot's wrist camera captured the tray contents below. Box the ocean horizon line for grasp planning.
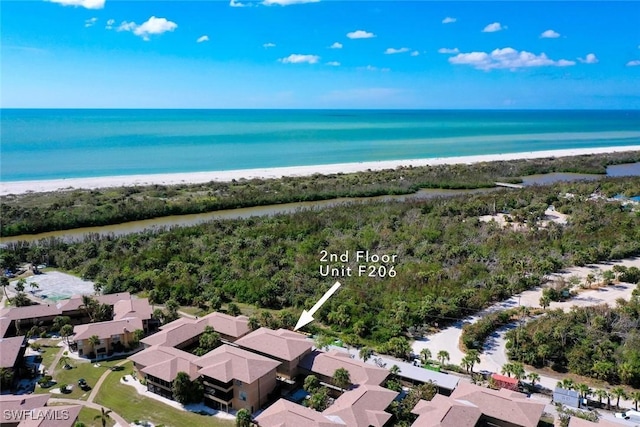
[2,108,640,112]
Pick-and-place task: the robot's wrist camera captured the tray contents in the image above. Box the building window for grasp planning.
[239,391,247,401]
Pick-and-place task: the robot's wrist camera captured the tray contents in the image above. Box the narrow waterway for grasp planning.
[0,188,494,244]
[2,162,638,245]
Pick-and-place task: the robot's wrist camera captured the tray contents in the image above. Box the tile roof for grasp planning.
[450,382,545,427]
[196,344,280,384]
[73,317,143,341]
[300,350,389,386]
[0,303,60,321]
[323,384,398,427]
[142,355,200,382]
[197,312,250,339]
[0,335,26,368]
[129,345,198,369]
[568,417,619,427]
[0,394,50,413]
[56,292,132,312]
[255,399,339,427]
[113,298,152,321]
[140,320,205,348]
[410,395,482,427]
[235,328,313,361]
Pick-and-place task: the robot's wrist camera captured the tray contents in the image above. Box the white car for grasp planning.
[615,409,640,420]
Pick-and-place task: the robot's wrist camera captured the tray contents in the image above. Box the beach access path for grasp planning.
[2,145,639,196]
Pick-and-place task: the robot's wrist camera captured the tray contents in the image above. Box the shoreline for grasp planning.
[2,145,640,196]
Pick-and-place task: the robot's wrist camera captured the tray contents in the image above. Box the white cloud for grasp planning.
[442,17,457,24]
[117,16,177,41]
[384,47,410,55]
[197,35,209,43]
[578,53,598,64]
[438,47,459,54]
[540,29,560,39]
[449,47,575,70]
[279,54,320,64]
[326,61,340,66]
[229,0,248,6]
[117,21,137,32]
[358,65,389,72]
[105,19,115,30]
[263,42,276,48]
[410,51,420,56]
[482,22,505,33]
[47,0,105,9]
[347,30,375,39]
[262,0,319,5]
[84,17,98,27]
[626,60,640,67]
[329,42,343,49]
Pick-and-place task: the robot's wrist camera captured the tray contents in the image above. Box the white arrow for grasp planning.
[294,281,342,331]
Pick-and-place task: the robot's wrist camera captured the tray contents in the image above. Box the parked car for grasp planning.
[615,410,640,421]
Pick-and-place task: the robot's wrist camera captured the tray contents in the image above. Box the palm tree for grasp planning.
[576,383,592,401]
[558,378,575,390]
[60,324,74,346]
[88,335,100,356]
[437,350,450,366]
[527,372,540,386]
[611,387,627,408]
[511,362,526,380]
[359,346,373,363]
[594,389,608,405]
[419,348,432,366]
[501,363,514,378]
[539,295,551,310]
[58,356,73,370]
[630,391,640,411]
[462,350,480,373]
[80,295,97,322]
[236,408,251,427]
[29,281,39,294]
[389,364,401,378]
[0,277,11,304]
[93,408,112,427]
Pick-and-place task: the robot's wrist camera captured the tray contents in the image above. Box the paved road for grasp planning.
[412,257,640,411]
[50,397,128,427]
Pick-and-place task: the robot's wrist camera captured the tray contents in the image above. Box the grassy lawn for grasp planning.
[35,340,62,370]
[36,358,124,401]
[95,362,233,427]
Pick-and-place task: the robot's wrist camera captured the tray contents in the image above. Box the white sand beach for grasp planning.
[2,146,639,196]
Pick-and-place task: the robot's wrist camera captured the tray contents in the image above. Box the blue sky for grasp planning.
[2,0,639,108]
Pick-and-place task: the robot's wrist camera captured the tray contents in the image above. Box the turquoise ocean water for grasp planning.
[1,109,639,182]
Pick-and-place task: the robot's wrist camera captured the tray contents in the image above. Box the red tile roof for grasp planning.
[0,335,26,368]
[73,317,143,341]
[255,399,339,427]
[235,328,313,361]
[323,384,398,427]
[196,345,280,384]
[300,350,389,386]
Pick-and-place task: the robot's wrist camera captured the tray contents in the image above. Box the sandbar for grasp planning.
[2,145,640,196]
